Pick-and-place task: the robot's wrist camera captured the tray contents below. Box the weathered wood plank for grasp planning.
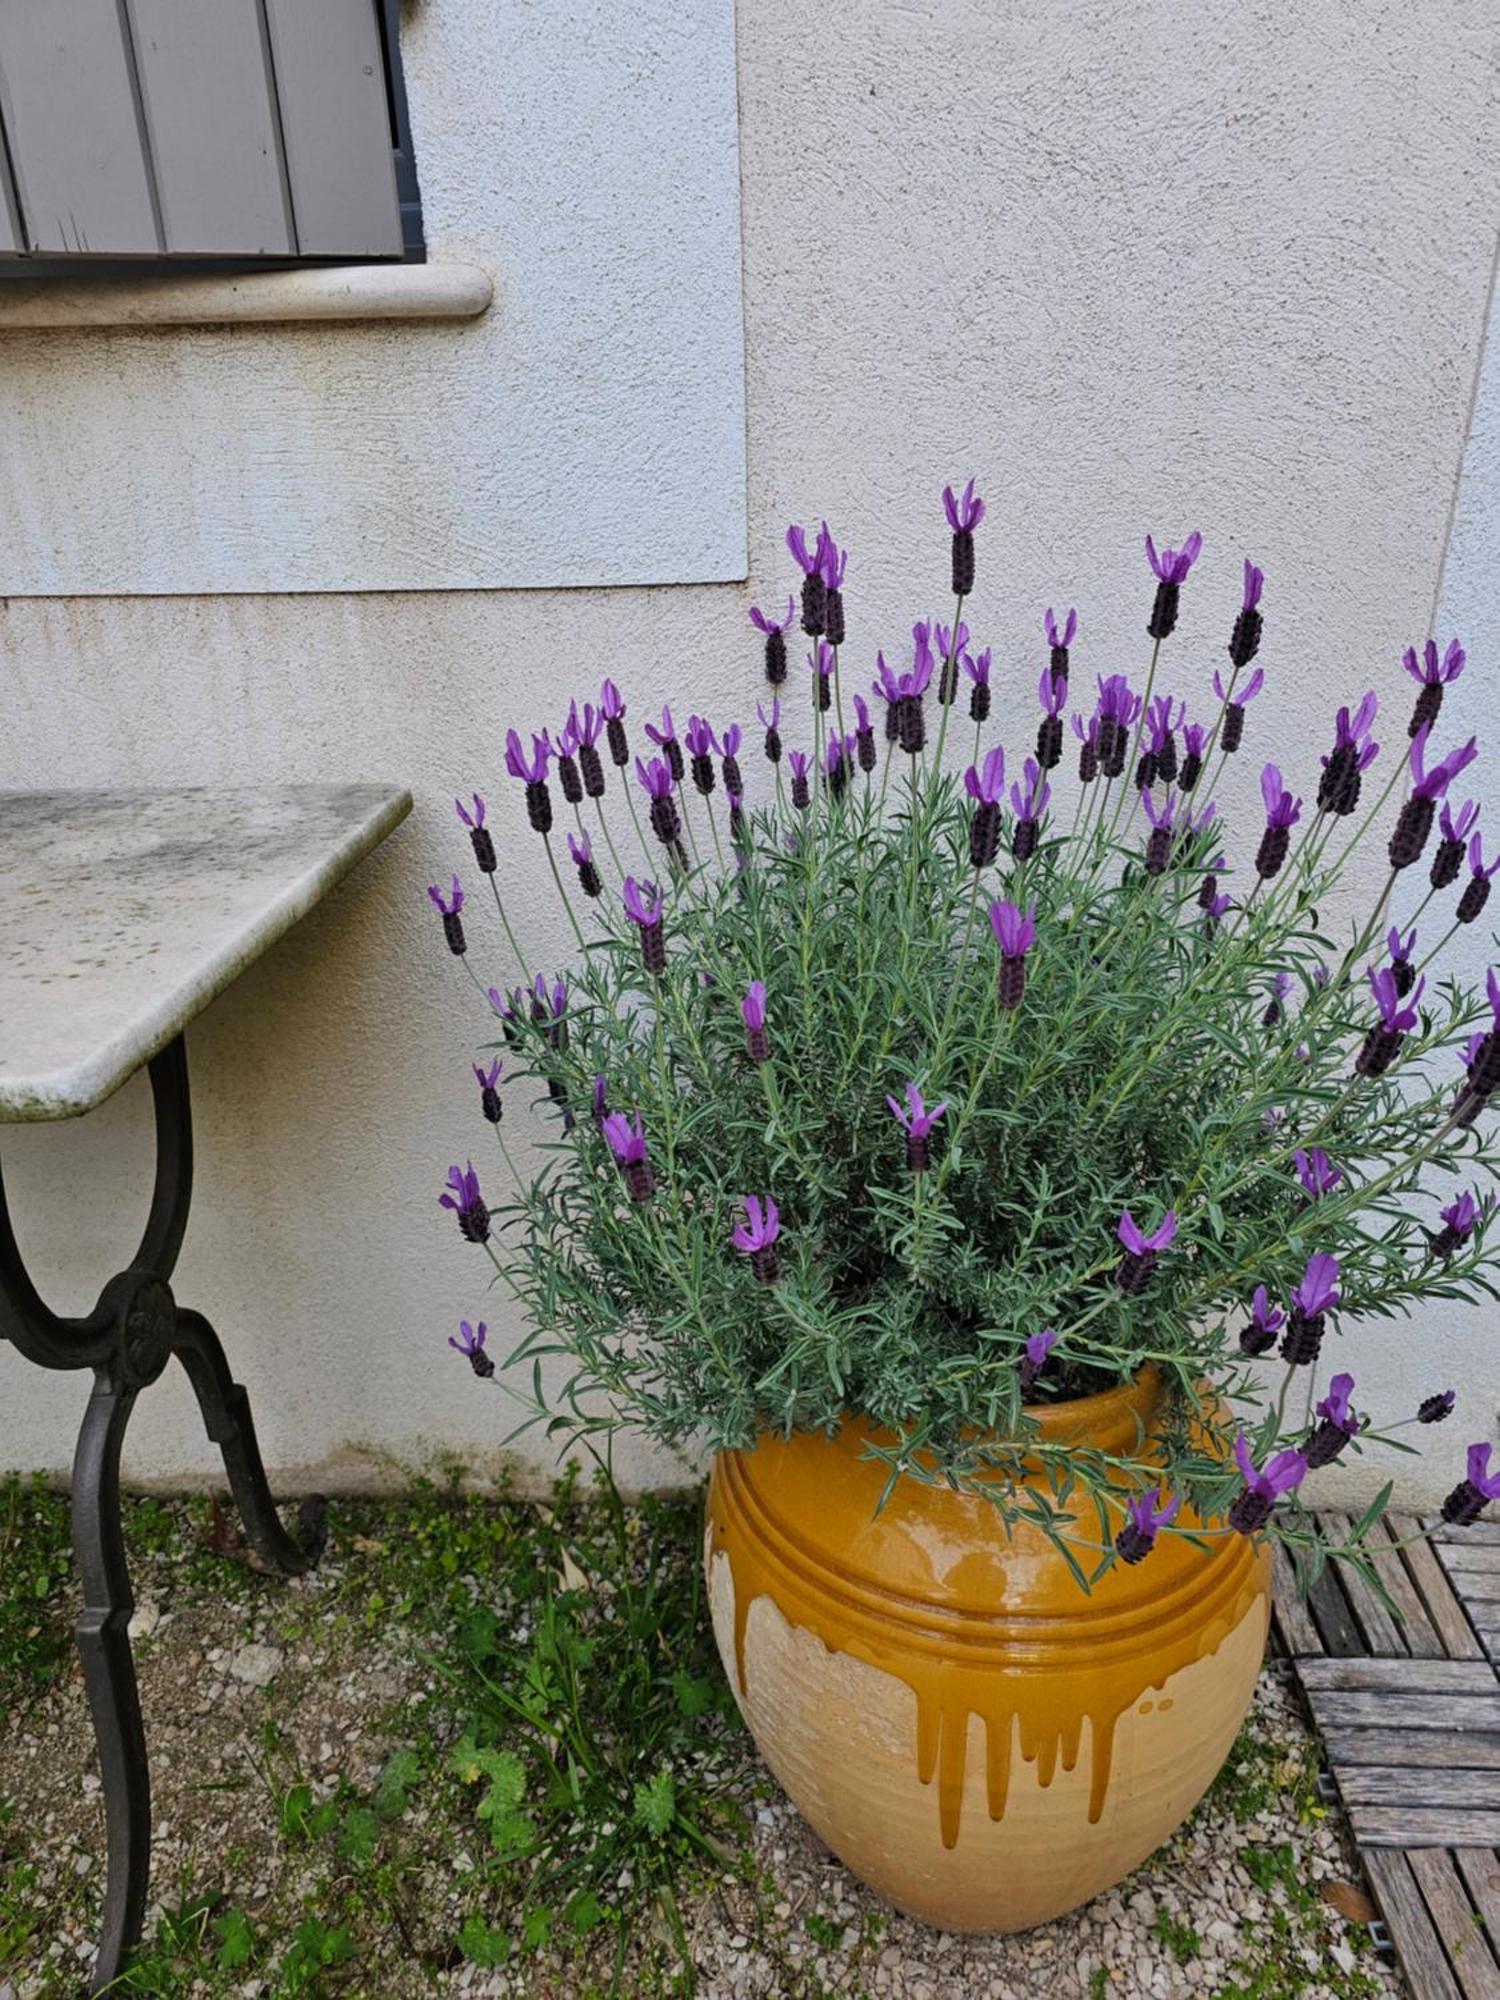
[262,0,402,257]
[1368,1516,1449,1657]
[1394,1514,1487,1660]
[1306,1551,1367,1657]
[1323,1728,1500,1771]
[1435,1522,1500,1548]
[1440,1547,1500,1577]
[1337,1768,1500,1812]
[1408,1848,1500,2000]
[0,0,161,254]
[1365,1850,1465,1997]
[1297,1657,1497,1693]
[1273,1541,1326,1655]
[1455,1852,1500,1954]
[1322,1511,1408,1655]
[1450,1576,1500,1605]
[125,0,294,255]
[1306,1691,1500,1731]
[1357,1808,1500,1849]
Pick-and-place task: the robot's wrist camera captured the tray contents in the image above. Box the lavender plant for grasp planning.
[431,494,1500,1594]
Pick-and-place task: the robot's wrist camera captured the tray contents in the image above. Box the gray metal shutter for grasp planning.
[0,0,412,266]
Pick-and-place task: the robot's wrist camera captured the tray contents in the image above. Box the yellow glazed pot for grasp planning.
[705,1374,1271,1933]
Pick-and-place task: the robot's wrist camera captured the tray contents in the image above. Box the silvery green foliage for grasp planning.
[443,540,1500,1590]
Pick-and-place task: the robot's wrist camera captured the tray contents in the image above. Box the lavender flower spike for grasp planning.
[1144,529,1203,640]
[1293,1147,1342,1201]
[1441,1443,1500,1526]
[427,876,467,956]
[1018,1326,1058,1397]
[1036,665,1067,769]
[505,728,554,835]
[1228,1436,1308,1535]
[732,1195,782,1284]
[1419,1389,1457,1424]
[1239,1284,1285,1357]
[602,1110,655,1203]
[1281,1252,1340,1366]
[1459,833,1500,926]
[1432,797,1479,889]
[1045,606,1078,684]
[1387,923,1419,997]
[1116,1209,1177,1294]
[1228,560,1265,670]
[644,705,684,783]
[1357,965,1423,1077]
[788,749,811,811]
[887,1082,949,1174]
[568,830,602,898]
[964,746,1006,868]
[742,979,770,1063]
[963,645,993,723]
[1317,691,1380,816]
[750,596,796,686]
[439,1162,489,1244]
[1255,765,1302,880]
[1009,758,1051,860]
[455,794,497,874]
[1392,724,1479,870]
[449,1319,495,1379]
[989,898,1037,1009]
[474,1058,503,1125]
[1432,1190,1483,1259]
[1404,636,1466,738]
[943,479,985,596]
[636,755,683,851]
[1213,665,1265,756]
[1305,1372,1361,1468]
[1140,788,1178,876]
[1115,1487,1181,1566]
[622,876,667,976]
[788,521,830,636]
[600,677,631,767]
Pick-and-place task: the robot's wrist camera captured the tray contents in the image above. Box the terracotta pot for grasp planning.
[705,1373,1270,1933]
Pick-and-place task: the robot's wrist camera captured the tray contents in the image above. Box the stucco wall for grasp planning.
[2,0,1499,1503]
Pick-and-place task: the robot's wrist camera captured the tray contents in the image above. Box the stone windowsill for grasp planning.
[0,261,493,330]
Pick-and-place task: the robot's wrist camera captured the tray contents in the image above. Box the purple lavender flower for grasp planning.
[1145,529,1203,640]
[1239,1284,1285,1357]
[1316,692,1380,815]
[741,979,770,1062]
[1096,674,1143,777]
[1404,636,1466,738]
[602,1110,655,1203]
[1293,1147,1342,1201]
[1009,758,1051,860]
[732,1194,782,1284]
[1045,606,1077,683]
[1255,765,1302,879]
[825,729,856,801]
[890,625,936,754]
[590,1073,609,1126]
[1419,1389,1457,1424]
[964,747,1006,867]
[455,794,497,874]
[887,1082,949,1174]
[1432,797,1479,888]
[644,705,685,784]
[600,678,631,767]
[989,898,1037,1009]
[439,1162,489,1244]
[788,749,811,811]
[636,755,683,852]
[505,729,554,834]
[1018,1327,1058,1397]
[1116,1209,1177,1294]
[1432,1190,1483,1259]
[1203,887,1232,930]
[427,875,467,956]
[818,530,849,645]
[567,830,602,898]
[1386,924,1419,997]
[1458,832,1500,926]
[1229,1436,1307,1534]
[1281,1252,1340,1366]
[963,645,993,723]
[719,722,744,798]
[1179,720,1209,792]
[1441,1443,1500,1526]
[683,713,719,795]
[569,701,606,797]
[1305,1372,1361,1468]
[852,692,877,772]
[1072,711,1101,784]
[1115,1486,1180,1565]
[449,1319,495,1379]
[1140,789,1178,876]
[1357,965,1423,1077]
[1139,695,1182,787]
[788,521,831,636]
[474,1057,503,1125]
[1228,560,1265,669]
[551,712,584,805]
[943,479,985,595]
[750,596,796,686]
[1213,664,1266,756]
[1261,969,1293,1029]
[1036,665,1067,769]
[808,640,835,715]
[757,695,783,765]
[622,877,667,976]
[1392,724,1479,870]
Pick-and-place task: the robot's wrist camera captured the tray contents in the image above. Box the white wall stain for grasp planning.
[1,0,1499,1498]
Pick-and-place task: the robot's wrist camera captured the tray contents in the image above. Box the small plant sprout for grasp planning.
[430,497,1500,1582]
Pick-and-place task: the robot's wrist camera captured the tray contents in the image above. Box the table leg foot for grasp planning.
[71,1375,151,2000]
[172,1307,327,1574]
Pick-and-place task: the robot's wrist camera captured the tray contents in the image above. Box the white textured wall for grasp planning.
[2,0,1499,1503]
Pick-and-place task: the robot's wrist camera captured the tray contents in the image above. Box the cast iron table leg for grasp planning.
[0,1035,324,1997]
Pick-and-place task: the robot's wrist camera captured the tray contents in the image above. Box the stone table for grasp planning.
[0,785,410,1996]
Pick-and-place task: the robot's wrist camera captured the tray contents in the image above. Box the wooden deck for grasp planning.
[1276,1514,1500,1998]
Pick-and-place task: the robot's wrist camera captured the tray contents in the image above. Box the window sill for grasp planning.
[0,261,493,330]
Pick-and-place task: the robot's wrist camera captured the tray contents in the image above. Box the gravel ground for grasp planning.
[0,1497,1404,1999]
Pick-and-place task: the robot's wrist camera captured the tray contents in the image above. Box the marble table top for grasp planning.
[0,786,411,1121]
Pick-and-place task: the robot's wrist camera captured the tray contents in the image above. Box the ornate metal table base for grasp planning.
[0,1035,325,1997]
